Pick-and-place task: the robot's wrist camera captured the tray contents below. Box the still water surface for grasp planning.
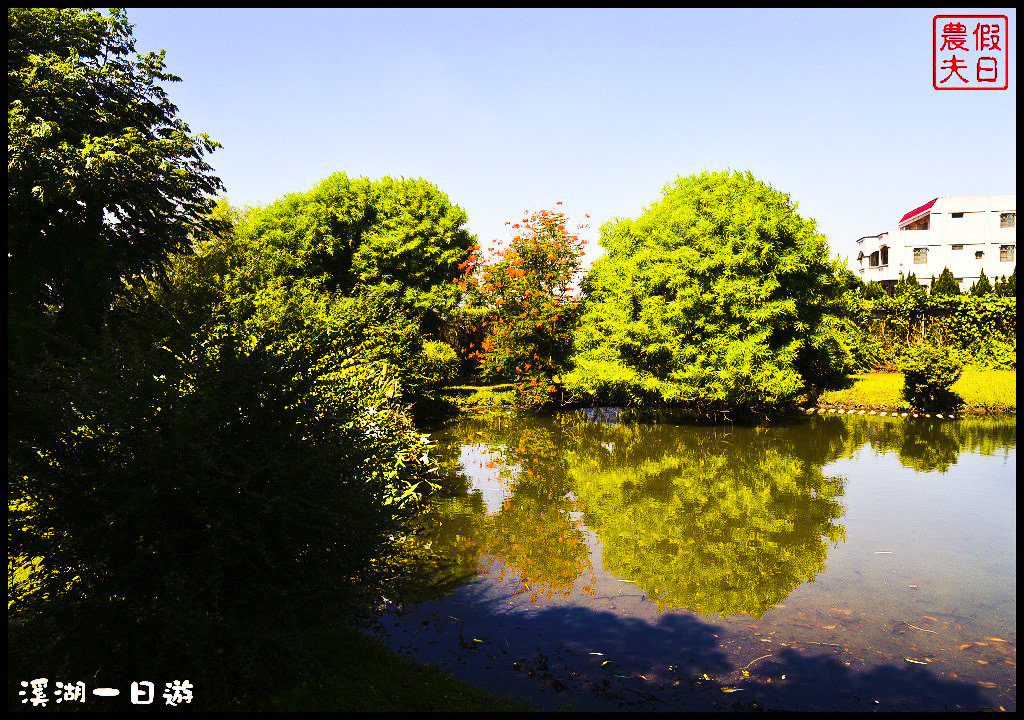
[383,411,1015,711]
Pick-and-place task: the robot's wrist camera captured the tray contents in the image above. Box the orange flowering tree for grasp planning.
[458,206,587,404]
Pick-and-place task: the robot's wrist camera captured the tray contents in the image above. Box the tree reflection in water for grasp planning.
[420,410,1014,618]
[838,414,1016,473]
[564,416,848,617]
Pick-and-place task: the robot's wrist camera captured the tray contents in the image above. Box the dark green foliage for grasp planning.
[8,9,446,705]
[7,8,225,338]
[899,342,965,411]
[970,268,995,297]
[895,272,927,302]
[569,170,859,413]
[929,296,1016,369]
[930,267,961,297]
[860,274,930,367]
[9,269,435,704]
[442,305,494,378]
[843,320,887,373]
[860,291,1016,371]
[862,280,888,300]
[993,268,1016,297]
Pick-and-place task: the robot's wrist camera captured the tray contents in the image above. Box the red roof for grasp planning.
[899,198,938,226]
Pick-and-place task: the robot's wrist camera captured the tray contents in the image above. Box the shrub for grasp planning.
[862,281,888,300]
[415,339,461,390]
[899,342,965,411]
[8,315,434,703]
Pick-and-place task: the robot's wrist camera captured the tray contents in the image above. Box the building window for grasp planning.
[975,250,984,259]
[1001,245,1015,262]
[951,244,963,251]
[880,246,888,265]
[869,251,879,267]
[951,212,964,219]
[914,247,928,264]
[903,216,930,231]
[1001,213,1015,228]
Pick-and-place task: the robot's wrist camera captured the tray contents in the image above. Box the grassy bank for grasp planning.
[819,368,1016,413]
[442,383,518,408]
[442,369,1016,414]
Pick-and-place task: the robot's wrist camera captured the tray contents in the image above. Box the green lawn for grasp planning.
[441,383,518,407]
[446,370,1017,414]
[819,368,1016,412]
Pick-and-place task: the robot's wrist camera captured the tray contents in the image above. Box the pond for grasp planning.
[379,410,1016,711]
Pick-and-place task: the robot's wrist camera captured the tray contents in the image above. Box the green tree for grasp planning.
[10,194,442,702]
[895,272,927,302]
[930,267,961,297]
[460,207,586,404]
[7,8,224,340]
[7,11,441,703]
[862,280,888,300]
[226,174,476,400]
[994,267,1016,297]
[969,268,995,297]
[239,173,475,332]
[568,170,858,413]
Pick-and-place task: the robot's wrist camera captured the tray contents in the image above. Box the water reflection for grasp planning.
[837,415,1017,473]
[563,418,847,617]
[424,411,1015,618]
[427,414,597,602]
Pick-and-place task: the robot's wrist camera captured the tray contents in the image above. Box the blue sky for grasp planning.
[125,8,1016,267]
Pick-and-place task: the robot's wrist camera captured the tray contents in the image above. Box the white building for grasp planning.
[852,195,1016,294]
